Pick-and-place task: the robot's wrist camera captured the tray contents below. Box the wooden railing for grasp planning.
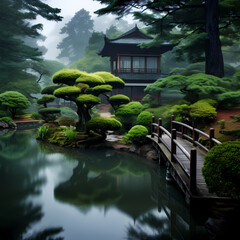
[150,115,221,194]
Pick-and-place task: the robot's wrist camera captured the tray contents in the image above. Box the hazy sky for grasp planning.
[39,0,132,61]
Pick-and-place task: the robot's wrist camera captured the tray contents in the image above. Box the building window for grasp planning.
[133,57,145,72]
[147,57,158,73]
[120,56,131,72]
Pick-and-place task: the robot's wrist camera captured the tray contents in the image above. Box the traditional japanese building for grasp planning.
[98,25,176,100]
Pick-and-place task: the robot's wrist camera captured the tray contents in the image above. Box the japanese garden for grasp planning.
[0,0,240,239]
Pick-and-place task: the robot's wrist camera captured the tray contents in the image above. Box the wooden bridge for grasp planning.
[148,116,222,203]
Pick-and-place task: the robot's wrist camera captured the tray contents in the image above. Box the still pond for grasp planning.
[0,129,224,239]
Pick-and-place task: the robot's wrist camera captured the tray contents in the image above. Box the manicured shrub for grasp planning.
[109,94,130,109]
[0,91,31,118]
[217,119,226,129]
[39,108,61,122]
[75,73,105,87]
[31,112,42,120]
[87,117,122,136]
[115,101,143,130]
[0,117,15,127]
[53,86,81,99]
[0,110,10,118]
[41,85,61,95]
[86,84,112,96]
[136,111,153,130]
[60,107,78,120]
[189,100,217,123]
[94,72,125,89]
[202,141,240,197]
[56,116,76,126]
[124,125,148,144]
[37,95,55,107]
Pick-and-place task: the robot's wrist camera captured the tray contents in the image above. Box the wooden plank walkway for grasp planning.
[148,116,225,202]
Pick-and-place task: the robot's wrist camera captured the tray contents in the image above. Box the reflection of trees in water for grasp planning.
[0,130,63,239]
[127,212,171,240]
[24,227,64,240]
[54,148,155,219]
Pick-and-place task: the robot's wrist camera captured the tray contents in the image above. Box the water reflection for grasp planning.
[0,129,211,239]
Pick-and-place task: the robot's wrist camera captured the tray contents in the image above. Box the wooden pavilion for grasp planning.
[98,25,176,100]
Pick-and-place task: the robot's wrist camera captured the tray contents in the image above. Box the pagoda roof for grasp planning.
[99,25,176,58]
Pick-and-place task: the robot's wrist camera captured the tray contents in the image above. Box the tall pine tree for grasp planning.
[57,9,94,64]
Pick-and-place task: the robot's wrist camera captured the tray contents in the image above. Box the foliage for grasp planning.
[86,117,122,135]
[50,69,126,131]
[217,91,240,108]
[37,95,55,107]
[115,101,144,130]
[142,94,158,108]
[217,119,226,130]
[109,94,130,110]
[0,110,10,118]
[145,73,231,103]
[31,112,42,120]
[60,107,78,120]
[0,117,15,127]
[57,9,94,63]
[52,69,84,86]
[62,126,78,140]
[0,91,30,118]
[94,72,125,89]
[124,125,148,144]
[95,0,240,77]
[69,31,110,73]
[38,108,61,122]
[53,86,81,100]
[41,85,61,95]
[189,100,217,123]
[136,111,153,130]
[56,116,76,127]
[202,141,240,197]
[37,125,49,140]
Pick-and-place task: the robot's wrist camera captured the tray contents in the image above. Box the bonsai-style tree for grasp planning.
[51,69,126,131]
[0,91,30,118]
[145,73,236,104]
[37,85,61,122]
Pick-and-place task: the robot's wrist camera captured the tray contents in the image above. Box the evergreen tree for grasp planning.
[57,9,94,64]
[95,0,240,77]
[0,0,62,97]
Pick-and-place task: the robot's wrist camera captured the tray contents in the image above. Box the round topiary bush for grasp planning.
[136,111,153,130]
[202,141,240,197]
[56,116,76,127]
[86,117,122,136]
[124,125,148,144]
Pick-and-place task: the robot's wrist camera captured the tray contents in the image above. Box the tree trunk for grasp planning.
[205,0,224,77]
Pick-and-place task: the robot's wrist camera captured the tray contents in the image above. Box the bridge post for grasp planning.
[171,115,175,131]
[158,118,162,143]
[171,129,176,162]
[192,121,198,146]
[209,128,215,149]
[190,149,197,194]
[151,116,155,138]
